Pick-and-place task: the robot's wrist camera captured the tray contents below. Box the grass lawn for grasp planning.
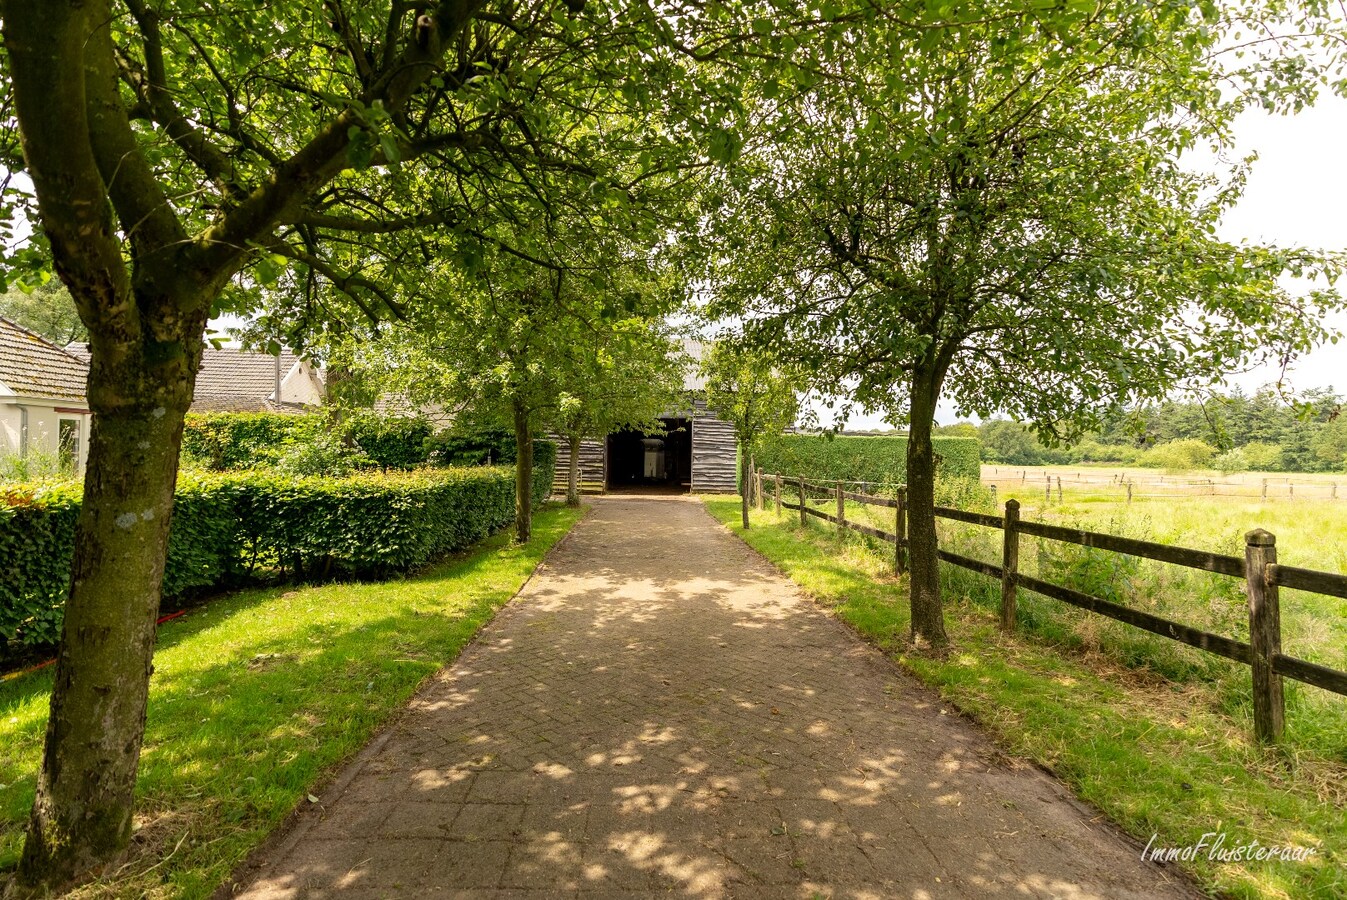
[704,497,1345,900]
[0,503,584,899]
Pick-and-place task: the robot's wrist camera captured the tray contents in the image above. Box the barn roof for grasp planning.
[0,316,89,402]
[682,339,707,392]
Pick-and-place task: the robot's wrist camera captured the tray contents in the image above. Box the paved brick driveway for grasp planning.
[232,496,1196,899]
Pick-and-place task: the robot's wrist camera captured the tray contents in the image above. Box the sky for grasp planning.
[822,93,1347,431]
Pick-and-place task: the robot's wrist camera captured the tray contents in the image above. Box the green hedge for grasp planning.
[181,412,320,470]
[0,449,557,657]
[344,413,433,470]
[755,434,981,485]
[0,477,239,651]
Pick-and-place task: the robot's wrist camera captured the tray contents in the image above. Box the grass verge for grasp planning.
[704,497,1344,900]
[0,503,585,898]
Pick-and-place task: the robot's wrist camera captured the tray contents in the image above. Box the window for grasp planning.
[58,418,80,473]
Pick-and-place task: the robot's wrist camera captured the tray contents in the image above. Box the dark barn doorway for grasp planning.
[606,419,692,492]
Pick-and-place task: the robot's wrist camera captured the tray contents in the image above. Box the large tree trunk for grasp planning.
[513,400,534,543]
[740,446,751,529]
[566,435,582,507]
[905,365,949,649]
[18,327,202,890]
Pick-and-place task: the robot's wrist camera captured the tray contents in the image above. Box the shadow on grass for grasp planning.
[0,505,584,893]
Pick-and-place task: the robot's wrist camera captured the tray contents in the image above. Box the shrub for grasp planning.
[1138,439,1217,472]
[0,452,557,658]
[426,427,520,466]
[1240,442,1284,472]
[755,433,981,485]
[1071,441,1141,464]
[1213,448,1249,473]
[344,412,433,470]
[0,475,238,653]
[272,431,374,478]
[181,412,320,470]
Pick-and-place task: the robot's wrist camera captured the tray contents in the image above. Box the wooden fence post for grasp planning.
[1261,478,1268,502]
[1244,529,1285,744]
[755,470,764,510]
[894,487,907,576]
[1126,482,1133,504]
[775,475,783,516]
[989,484,997,506]
[1045,476,1052,504]
[799,477,807,527]
[1056,476,1063,502]
[836,482,846,534]
[1001,499,1020,632]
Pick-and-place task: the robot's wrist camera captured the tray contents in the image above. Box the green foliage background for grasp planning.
[755,434,981,486]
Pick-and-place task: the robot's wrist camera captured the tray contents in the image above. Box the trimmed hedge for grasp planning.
[182,412,320,470]
[344,413,434,470]
[0,449,556,657]
[0,477,239,651]
[755,433,981,485]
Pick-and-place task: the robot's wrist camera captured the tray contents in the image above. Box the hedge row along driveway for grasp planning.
[1,453,554,656]
[756,433,981,486]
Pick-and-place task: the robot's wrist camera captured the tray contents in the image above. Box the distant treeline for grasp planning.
[935,388,1346,473]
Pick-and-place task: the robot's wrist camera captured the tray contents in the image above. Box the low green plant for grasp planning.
[0,449,63,483]
[181,412,321,471]
[343,412,433,470]
[1,454,558,658]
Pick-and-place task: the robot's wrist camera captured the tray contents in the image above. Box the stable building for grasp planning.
[553,360,738,495]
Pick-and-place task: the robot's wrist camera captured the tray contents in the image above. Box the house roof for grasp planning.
[192,348,303,411]
[682,339,707,392]
[64,343,316,413]
[0,316,89,402]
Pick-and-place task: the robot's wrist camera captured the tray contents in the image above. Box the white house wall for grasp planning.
[0,399,91,473]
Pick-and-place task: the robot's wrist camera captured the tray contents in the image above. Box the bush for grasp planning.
[1071,440,1141,464]
[182,412,320,470]
[1213,448,1249,473]
[1137,439,1217,472]
[0,475,238,652]
[755,433,981,485]
[426,428,520,466]
[1240,442,1284,472]
[345,412,433,470]
[0,454,558,658]
[532,440,557,506]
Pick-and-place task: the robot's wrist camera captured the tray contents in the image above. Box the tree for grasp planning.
[700,342,799,528]
[0,280,86,345]
[706,1,1345,648]
[552,325,686,506]
[978,420,1043,467]
[0,0,728,887]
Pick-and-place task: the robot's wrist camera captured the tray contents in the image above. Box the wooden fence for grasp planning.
[752,468,1347,745]
[981,468,1343,502]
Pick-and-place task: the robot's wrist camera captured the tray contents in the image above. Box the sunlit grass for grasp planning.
[0,504,584,898]
[706,497,1345,900]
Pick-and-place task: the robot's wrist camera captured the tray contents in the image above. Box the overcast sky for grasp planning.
[818,94,1347,430]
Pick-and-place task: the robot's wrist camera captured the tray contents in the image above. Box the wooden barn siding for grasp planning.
[691,414,738,493]
[549,435,606,495]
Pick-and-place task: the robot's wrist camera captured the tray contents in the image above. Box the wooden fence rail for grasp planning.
[756,468,1347,745]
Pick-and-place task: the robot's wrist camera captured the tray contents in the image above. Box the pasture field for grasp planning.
[983,463,1346,502]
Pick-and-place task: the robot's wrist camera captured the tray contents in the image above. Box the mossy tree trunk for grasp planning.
[905,359,950,650]
[513,399,534,543]
[566,434,582,507]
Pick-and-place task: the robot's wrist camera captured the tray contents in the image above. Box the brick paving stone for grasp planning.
[232,497,1199,899]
